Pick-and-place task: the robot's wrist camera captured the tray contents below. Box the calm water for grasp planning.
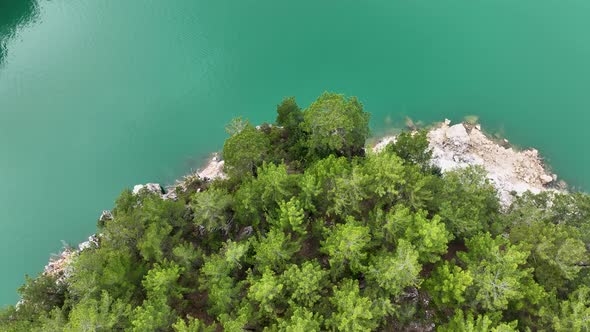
[1,0,590,305]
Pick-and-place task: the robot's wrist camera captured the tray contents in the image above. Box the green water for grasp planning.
[1,0,590,305]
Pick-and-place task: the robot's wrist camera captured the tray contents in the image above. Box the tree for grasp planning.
[253,228,300,272]
[506,192,589,291]
[276,307,323,332]
[223,122,270,177]
[282,261,328,308]
[424,261,473,308]
[364,240,421,297]
[275,97,306,163]
[321,217,372,273]
[234,162,297,224]
[301,92,370,159]
[552,286,590,332]
[247,268,285,318]
[356,152,405,206]
[199,242,248,317]
[438,166,500,239]
[273,198,307,237]
[438,310,517,332]
[276,97,303,130]
[190,187,233,233]
[299,154,368,219]
[459,233,538,311]
[327,279,391,332]
[172,316,215,332]
[130,296,175,332]
[383,206,450,263]
[386,130,434,171]
[65,291,131,332]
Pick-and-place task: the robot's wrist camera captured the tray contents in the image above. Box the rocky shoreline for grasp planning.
[374,120,564,206]
[42,120,564,278]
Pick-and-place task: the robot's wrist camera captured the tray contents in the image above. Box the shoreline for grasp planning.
[373,119,565,207]
[42,120,565,278]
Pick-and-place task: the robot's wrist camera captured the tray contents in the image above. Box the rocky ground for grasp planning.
[374,120,564,206]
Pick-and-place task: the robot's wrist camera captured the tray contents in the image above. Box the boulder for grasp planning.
[540,174,554,185]
[99,210,113,223]
[446,124,470,146]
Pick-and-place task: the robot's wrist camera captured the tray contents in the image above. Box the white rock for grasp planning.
[375,120,564,207]
[540,174,554,185]
[132,183,163,195]
[444,119,451,126]
[99,210,113,223]
[372,136,396,153]
[446,124,470,146]
[198,155,226,180]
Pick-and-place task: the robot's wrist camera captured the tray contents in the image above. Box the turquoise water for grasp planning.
[1,0,590,305]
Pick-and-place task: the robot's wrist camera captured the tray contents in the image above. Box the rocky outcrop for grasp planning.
[373,120,563,206]
[132,183,163,195]
[99,210,113,223]
[197,153,226,180]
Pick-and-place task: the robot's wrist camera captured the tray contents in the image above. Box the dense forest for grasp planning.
[2,93,590,331]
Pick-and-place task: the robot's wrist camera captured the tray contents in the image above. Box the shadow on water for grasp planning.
[0,0,39,65]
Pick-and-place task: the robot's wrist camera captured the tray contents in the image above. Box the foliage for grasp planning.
[364,240,421,297]
[424,261,473,307]
[438,166,501,238]
[301,92,369,159]
[327,279,390,332]
[321,217,371,273]
[4,92,590,331]
[223,122,270,177]
[386,129,434,171]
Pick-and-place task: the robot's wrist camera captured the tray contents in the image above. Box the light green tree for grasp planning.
[357,152,405,203]
[253,228,300,272]
[235,162,297,223]
[386,130,433,170]
[327,279,391,332]
[276,307,323,332]
[438,310,517,332]
[459,233,536,311]
[190,187,233,233]
[424,261,473,307]
[364,240,421,297]
[281,261,328,307]
[273,198,307,236]
[321,217,371,273]
[299,155,351,214]
[247,268,285,317]
[172,316,215,332]
[65,291,131,332]
[552,286,590,332]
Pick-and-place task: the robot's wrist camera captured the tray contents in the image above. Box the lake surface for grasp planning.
[1,0,590,305]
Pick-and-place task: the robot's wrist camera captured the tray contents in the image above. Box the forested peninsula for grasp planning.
[2,93,590,331]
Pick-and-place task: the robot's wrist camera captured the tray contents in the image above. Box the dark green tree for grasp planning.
[301,92,370,159]
[223,121,270,177]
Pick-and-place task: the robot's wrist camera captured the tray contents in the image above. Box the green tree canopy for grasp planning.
[301,92,370,159]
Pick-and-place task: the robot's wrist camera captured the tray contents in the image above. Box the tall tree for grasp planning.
[321,217,372,273]
[301,92,370,159]
[223,122,270,178]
